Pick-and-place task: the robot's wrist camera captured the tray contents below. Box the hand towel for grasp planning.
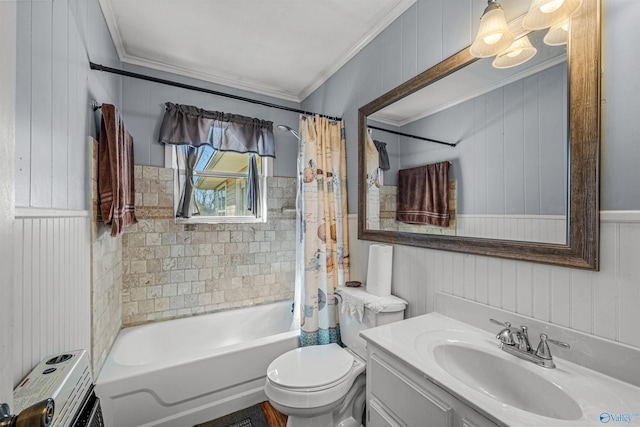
[397,161,450,227]
[99,103,138,237]
[336,286,407,322]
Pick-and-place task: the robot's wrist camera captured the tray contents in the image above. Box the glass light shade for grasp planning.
[544,19,570,45]
[492,36,537,69]
[523,0,583,30]
[470,3,515,58]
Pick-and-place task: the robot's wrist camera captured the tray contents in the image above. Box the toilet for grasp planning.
[265,287,407,427]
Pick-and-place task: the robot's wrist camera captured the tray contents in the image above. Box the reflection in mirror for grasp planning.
[365,29,567,244]
[358,0,599,270]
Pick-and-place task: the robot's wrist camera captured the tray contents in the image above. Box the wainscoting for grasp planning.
[349,211,640,349]
[12,208,91,384]
[456,214,566,244]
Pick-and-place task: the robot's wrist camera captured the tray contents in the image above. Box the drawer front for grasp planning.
[460,408,498,427]
[370,355,452,427]
[368,400,402,427]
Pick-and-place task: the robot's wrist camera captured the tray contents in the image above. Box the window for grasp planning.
[158,103,276,224]
[168,145,270,223]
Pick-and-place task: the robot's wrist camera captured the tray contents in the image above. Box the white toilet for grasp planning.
[265,288,407,427]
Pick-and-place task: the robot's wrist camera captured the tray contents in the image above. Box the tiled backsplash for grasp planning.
[121,166,296,326]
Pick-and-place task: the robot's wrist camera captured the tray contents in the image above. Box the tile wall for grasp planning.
[90,139,123,377]
[120,166,296,326]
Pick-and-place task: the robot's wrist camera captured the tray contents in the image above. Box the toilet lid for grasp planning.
[267,343,354,389]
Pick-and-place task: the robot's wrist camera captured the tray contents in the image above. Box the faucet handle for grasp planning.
[490,319,518,331]
[535,333,570,359]
[490,318,523,333]
[547,336,570,349]
[491,319,518,345]
[490,318,510,328]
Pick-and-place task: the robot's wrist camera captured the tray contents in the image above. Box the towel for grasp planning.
[336,286,407,322]
[373,140,390,170]
[397,161,450,227]
[99,103,138,237]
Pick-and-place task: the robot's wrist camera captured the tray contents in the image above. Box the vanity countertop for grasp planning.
[360,313,640,426]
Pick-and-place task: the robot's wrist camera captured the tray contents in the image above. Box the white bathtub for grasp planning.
[95,300,299,427]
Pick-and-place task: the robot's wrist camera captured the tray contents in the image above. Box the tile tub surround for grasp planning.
[91,138,124,377]
[121,166,296,326]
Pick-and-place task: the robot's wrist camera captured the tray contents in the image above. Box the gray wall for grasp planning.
[302,0,640,213]
[0,0,16,407]
[120,64,301,177]
[600,0,640,210]
[15,0,122,210]
[10,0,122,387]
[306,0,640,351]
[396,63,567,216]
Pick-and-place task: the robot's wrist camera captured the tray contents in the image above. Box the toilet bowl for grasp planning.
[265,287,407,427]
[265,344,366,427]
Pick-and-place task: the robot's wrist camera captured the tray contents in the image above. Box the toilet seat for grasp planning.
[264,345,366,411]
[267,343,354,391]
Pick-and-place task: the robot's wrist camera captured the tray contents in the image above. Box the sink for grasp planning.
[413,331,583,420]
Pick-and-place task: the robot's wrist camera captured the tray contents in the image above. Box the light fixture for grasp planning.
[492,35,538,68]
[544,19,570,45]
[523,0,583,30]
[470,0,515,58]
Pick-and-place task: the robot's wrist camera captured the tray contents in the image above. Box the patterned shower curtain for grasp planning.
[298,116,350,346]
[365,131,381,230]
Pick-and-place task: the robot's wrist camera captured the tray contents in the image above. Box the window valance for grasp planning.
[158,102,275,157]
[158,102,273,219]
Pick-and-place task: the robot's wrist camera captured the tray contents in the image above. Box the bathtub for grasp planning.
[95,300,299,427]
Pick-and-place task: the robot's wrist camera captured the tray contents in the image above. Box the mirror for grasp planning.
[358,0,600,269]
[367,28,568,244]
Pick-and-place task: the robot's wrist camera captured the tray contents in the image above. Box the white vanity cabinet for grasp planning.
[366,343,498,427]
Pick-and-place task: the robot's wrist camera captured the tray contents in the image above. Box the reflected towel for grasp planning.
[397,161,450,227]
[99,103,138,237]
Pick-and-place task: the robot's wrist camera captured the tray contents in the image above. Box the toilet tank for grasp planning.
[339,301,405,360]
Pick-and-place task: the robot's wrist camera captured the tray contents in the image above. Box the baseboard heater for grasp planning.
[13,350,104,427]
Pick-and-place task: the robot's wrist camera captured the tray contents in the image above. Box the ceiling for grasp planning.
[98,0,416,103]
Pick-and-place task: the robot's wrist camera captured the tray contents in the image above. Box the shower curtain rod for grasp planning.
[89,62,342,122]
[368,125,457,148]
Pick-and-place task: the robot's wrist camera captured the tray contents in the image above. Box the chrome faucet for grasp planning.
[490,319,570,368]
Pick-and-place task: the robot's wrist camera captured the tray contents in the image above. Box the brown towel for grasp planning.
[99,103,138,237]
[397,161,450,227]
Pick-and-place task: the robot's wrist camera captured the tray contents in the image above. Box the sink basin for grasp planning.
[430,343,582,420]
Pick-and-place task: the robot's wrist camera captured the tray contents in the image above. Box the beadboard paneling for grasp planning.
[456,214,566,244]
[14,0,121,210]
[0,0,16,406]
[12,210,91,385]
[349,213,640,349]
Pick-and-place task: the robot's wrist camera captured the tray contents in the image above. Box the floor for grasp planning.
[260,401,288,427]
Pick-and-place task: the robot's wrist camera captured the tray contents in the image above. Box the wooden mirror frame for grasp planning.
[358,0,600,270]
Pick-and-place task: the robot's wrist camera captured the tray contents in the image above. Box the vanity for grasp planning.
[360,313,640,427]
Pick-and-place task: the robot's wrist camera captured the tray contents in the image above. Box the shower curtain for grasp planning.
[298,116,350,346]
[365,131,381,230]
